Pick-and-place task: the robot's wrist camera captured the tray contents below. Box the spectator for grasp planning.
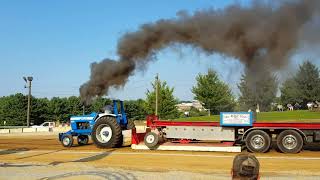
[294,102,301,110]
[232,153,260,180]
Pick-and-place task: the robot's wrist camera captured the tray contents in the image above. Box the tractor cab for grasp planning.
[97,100,129,129]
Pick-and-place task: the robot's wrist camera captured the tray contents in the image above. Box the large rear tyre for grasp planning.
[115,119,136,147]
[77,135,89,145]
[61,135,73,148]
[245,130,271,153]
[277,130,303,154]
[92,116,122,148]
[144,132,159,149]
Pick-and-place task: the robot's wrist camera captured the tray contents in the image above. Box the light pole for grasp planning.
[23,76,33,127]
[155,73,159,116]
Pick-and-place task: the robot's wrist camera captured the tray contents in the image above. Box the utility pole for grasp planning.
[155,73,159,116]
[23,76,33,127]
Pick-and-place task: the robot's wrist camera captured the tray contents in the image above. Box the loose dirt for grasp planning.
[1,134,320,179]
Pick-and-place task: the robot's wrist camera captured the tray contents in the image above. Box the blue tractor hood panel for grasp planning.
[70,112,98,121]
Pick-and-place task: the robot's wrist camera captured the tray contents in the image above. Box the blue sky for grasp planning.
[0,0,319,101]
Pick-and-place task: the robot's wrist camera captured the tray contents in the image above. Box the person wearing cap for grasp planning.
[103,104,113,114]
[232,153,260,180]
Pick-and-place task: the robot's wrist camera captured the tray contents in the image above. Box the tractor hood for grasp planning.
[70,112,98,121]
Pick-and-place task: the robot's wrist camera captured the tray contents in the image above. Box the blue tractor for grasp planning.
[59,100,135,148]
[59,113,96,147]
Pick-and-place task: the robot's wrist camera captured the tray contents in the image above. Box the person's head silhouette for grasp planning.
[232,153,260,180]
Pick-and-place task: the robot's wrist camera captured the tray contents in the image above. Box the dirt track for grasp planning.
[1,133,320,179]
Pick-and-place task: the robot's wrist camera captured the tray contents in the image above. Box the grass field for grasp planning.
[173,110,320,122]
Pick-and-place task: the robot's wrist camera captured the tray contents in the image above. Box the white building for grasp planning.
[176,100,205,112]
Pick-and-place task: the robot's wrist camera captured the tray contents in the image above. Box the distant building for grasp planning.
[176,100,205,112]
[192,100,205,111]
[176,102,193,111]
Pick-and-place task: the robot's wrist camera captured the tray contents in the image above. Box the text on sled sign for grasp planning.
[220,112,253,127]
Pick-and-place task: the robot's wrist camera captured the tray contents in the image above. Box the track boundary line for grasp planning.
[1,149,320,160]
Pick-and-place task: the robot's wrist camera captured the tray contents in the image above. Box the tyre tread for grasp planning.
[92,116,122,148]
[144,132,159,149]
[245,130,271,153]
[276,130,303,154]
[61,134,73,148]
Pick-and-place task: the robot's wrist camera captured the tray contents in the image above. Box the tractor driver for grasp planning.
[104,104,113,114]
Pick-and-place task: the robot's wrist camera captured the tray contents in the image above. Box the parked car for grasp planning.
[31,122,55,128]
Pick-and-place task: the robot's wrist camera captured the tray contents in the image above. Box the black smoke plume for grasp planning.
[80,0,320,104]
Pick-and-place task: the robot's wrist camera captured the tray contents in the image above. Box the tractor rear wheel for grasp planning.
[115,119,136,147]
[92,116,122,148]
[77,135,89,145]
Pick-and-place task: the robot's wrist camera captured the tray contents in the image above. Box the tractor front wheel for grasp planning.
[77,135,89,145]
[61,135,73,148]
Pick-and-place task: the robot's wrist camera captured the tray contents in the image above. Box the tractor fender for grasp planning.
[95,113,117,122]
[58,130,72,141]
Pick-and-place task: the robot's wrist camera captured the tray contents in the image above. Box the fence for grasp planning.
[0,126,71,134]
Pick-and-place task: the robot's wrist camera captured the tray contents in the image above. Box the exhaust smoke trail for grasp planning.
[80,0,320,104]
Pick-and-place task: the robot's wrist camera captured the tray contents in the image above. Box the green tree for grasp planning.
[124,99,147,120]
[0,93,27,126]
[192,69,235,114]
[281,61,320,107]
[0,94,113,126]
[66,96,83,116]
[145,80,179,119]
[188,106,207,117]
[48,97,69,123]
[280,78,301,105]
[238,70,278,112]
[31,97,50,125]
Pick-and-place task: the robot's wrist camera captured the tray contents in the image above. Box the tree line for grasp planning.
[238,61,320,111]
[0,95,110,126]
[0,86,178,126]
[0,61,319,126]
